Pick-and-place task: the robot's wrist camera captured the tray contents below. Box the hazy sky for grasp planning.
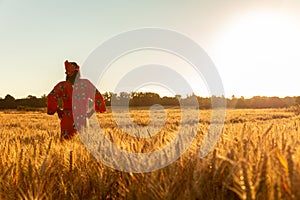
[1,0,300,98]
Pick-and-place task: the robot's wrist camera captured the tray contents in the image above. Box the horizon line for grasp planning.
[1,92,300,100]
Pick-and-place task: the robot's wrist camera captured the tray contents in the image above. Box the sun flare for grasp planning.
[220,12,299,58]
[212,11,300,97]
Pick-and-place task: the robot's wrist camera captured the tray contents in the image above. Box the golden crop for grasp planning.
[0,108,299,199]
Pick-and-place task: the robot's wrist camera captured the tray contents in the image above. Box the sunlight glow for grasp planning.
[212,11,300,97]
[97,50,210,97]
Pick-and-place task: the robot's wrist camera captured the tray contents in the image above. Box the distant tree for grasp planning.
[268,97,286,108]
[4,94,15,101]
[236,96,247,108]
[161,96,179,106]
[102,92,111,106]
[110,92,118,105]
[27,95,37,99]
[3,94,16,109]
[228,95,238,108]
[119,92,130,106]
[198,97,211,109]
[130,92,160,106]
[41,94,47,102]
[38,95,47,107]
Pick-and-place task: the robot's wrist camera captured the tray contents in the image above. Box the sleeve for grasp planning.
[47,82,64,115]
[95,89,106,113]
[84,79,106,113]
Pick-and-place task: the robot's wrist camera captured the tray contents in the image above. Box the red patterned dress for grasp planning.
[47,79,106,140]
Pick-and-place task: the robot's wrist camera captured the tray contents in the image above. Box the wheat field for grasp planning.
[0,107,300,199]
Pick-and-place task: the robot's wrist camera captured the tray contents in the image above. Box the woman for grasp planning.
[47,60,106,140]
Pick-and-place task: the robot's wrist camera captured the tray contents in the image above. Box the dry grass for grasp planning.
[0,108,300,199]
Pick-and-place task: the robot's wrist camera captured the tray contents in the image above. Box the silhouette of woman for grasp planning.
[47,60,106,140]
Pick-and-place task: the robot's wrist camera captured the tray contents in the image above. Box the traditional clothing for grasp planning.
[47,60,106,140]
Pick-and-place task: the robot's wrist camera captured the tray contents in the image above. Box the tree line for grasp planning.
[0,95,47,110]
[1,92,300,110]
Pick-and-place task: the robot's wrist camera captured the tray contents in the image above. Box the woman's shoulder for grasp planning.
[77,78,94,86]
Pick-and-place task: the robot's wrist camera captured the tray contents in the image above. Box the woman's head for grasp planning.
[65,60,79,76]
[64,60,80,84]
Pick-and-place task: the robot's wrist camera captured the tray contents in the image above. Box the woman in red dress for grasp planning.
[47,60,106,140]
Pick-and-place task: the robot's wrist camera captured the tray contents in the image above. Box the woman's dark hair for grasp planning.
[66,71,79,85]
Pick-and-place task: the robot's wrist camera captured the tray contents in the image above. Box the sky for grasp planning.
[1,0,300,98]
